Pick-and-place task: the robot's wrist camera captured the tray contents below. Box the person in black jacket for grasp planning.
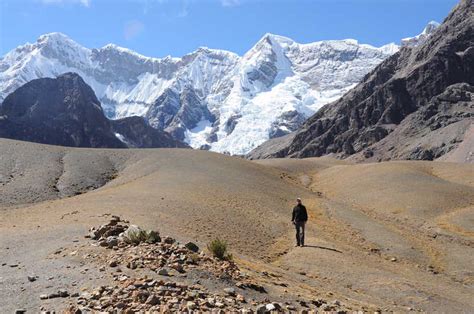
[292,198,308,247]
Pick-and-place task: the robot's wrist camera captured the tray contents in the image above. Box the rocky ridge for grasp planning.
[248,0,473,162]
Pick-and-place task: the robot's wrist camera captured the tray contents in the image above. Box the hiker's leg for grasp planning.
[301,222,305,246]
[295,224,300,246]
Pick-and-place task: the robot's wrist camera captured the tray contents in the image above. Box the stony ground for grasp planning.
[1,139,473,312]
[54,216,346,313]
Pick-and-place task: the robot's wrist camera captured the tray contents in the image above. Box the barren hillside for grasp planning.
[1,139,473,312]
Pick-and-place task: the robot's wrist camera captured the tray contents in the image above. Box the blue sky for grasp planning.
[0,0,459,57]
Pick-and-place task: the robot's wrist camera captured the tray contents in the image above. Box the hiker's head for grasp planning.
[296,198,302,204]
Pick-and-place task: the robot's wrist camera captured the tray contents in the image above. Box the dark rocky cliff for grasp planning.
[248,0,473,161]
[0,73,189,149]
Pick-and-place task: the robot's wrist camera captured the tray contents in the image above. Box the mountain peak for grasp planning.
[36,32,79,47]
[259,33,295,47]
[423,21,441,35]
[401,20,440,47]
[33,32,89,59]
[38,32,71,41]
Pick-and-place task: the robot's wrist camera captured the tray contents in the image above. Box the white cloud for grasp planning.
[41,0,91,7]
[221,0,240,7]
[124,20,145,40]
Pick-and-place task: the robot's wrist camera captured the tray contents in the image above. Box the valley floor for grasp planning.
[0,139,473,312]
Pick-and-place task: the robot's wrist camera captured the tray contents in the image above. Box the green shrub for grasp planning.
[207,238,232,260]
[122,225,160,245]
[144,230,161,244]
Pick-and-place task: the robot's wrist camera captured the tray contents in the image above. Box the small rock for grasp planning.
[27,275,36,282]
[163,236,175,244]
[169,297,180,304]
[256,304,267,314]
[106,236,119,248]
[224,287,236,296]
[158,268,169,276]
[299,300,308,307]
[108,260,118,267]
[390,257,397,262]
[40,294,48,300]
[185,242,199,252]
[265,303,276,311]
[58,289,69,297]
[170,263,184,273]
[126,261,137,269]
[79,292,92,299]
[206,297,216,307]
[48,293,60,299]
[311,299,325,307]
[145,294,160,305]
[187,301,197,309]
[109,216,120,226]
[323,305,335,311]
[272,303,282,310]
[116,302,126,309]
[15,309,26,314]
[98,240,108,247]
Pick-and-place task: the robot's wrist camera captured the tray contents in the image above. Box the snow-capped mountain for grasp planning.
[1,30,410,154]
[401,21,440,47]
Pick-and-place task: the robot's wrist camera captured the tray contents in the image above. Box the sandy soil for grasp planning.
[1,138,473,312]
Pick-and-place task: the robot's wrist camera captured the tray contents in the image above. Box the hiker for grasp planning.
[292,198,308,247]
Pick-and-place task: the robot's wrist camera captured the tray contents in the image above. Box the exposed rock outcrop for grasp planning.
[111,116,189,148]
[0,73,125,148]
[248,0,473,162]
[146,87,215,142]
[0,73,189,149]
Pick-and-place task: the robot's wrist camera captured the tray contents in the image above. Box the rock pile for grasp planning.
[73,277,255,312]
[67,216,348,313]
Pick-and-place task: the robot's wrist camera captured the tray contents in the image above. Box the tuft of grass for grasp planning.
[122,225,160,245]
[207,238,232,261]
